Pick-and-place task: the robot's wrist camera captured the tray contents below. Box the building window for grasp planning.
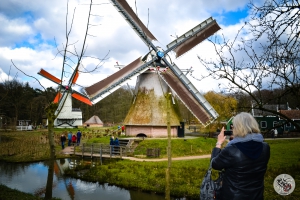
[261,121,267,128]
[273,121,278,127]
[286,122,291,128]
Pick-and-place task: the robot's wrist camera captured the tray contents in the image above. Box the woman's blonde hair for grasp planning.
[232,112,260,137]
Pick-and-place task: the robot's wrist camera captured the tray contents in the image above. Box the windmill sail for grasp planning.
[167,17,221,58]
[72,92,92,106]
[38,69,61,84]
[110,0,158,50]
[85,57,147,104]
[87,0,221,130]
[160,67,218,126]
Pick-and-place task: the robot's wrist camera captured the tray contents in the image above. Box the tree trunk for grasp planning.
[44,103,57,200]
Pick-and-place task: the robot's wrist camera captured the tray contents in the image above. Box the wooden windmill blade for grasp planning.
[166,17,221,58]
[71,69,79,84]
[58,64,91,106]
[38,69,62,85]
[160,66,219,126]
[71,91,92,106]
[84,56,152,104]
[53,93,62,103]
[38,68,63,104]
[110,0,158,50]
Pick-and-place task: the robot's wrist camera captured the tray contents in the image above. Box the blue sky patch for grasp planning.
[14,33,56,49]
[214,8,249,26]
[22,11,35,24]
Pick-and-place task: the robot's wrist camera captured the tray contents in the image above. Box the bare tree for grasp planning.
[196,0,300,129]
[11,0,108,199]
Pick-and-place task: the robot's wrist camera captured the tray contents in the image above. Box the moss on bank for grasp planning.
[0,184,60,200]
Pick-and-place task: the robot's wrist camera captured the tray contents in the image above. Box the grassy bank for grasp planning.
[87,136,216,157]
[65,139,300,199]
[1,130,300,199]
[0,128,112,162]
[0,184,60,200]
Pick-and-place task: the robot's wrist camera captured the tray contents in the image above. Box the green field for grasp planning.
[0,130,299,199]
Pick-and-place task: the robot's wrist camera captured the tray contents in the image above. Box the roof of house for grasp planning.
[279,110,300,120]
[252,104,287,116]
[83,115,103,125]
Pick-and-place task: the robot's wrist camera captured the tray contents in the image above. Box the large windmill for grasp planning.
[38,67,92,128]
[84,0,220,137]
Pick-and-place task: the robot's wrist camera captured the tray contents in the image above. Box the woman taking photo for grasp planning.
[212,112,270,200]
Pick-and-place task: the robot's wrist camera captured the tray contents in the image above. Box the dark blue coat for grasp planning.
[114,138,119,146]
[211,142,270,200]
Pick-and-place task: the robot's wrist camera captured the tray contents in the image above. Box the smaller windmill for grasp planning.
[38,67,92,128]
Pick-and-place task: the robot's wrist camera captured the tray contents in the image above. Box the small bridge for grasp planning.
[72,138,136,160]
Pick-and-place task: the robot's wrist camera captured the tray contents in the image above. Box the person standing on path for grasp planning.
[77,130,82,146]
[110,136,114,145]
[121,125,125,135]
[274,128,278,138]
[114,137,119,146]
[211,112,270,200]
[72,134,77,146]
[68,132,72,146]
[60,134,66,149]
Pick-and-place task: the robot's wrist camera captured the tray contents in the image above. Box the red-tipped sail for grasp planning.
[72,70,79,84]
[53,93,62,103]
[72,93,92,106]
[38,69,61,84]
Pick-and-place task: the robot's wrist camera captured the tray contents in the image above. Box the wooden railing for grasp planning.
[74,143,133,159]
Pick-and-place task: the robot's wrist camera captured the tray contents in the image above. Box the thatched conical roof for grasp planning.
[83,115,103,125]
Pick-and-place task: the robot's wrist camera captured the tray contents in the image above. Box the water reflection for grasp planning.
[0,160,170,200]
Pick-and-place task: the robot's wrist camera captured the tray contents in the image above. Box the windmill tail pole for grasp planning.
[165,93,172,200]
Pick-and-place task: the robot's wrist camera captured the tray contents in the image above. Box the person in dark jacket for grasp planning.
[60,134,66,149]
[76,130,82,146]
[110,136,114,145]
[114,137,119,146]
[67,132,72,146]
[212,112,270,200]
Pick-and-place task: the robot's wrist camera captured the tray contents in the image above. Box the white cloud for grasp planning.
[0,0,255,94]
[0,14,34,46]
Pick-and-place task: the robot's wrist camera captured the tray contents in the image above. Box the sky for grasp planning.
[0,0,259,94]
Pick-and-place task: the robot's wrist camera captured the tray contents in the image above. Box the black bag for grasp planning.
[200,158,223,200]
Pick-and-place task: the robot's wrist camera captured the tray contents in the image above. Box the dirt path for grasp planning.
[60,137,300,162]
[60,146,211,162]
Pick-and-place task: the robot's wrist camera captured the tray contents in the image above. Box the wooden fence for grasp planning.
[73,143,134,159]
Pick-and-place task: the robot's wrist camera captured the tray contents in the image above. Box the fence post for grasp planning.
[110,145,112,158]
[82,143,84,157]
[100,144,102,165]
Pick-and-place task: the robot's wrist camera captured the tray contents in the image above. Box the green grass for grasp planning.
[0,184,60,200]
[1,131,300,199]
[65,139,300,199]
[263,139,300,199]
[0,128,117,162]
[134,137,216,157]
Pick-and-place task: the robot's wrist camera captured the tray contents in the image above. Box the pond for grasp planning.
[0,158,184,200]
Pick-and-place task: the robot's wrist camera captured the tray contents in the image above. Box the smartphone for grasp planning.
[224,130,233,136]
